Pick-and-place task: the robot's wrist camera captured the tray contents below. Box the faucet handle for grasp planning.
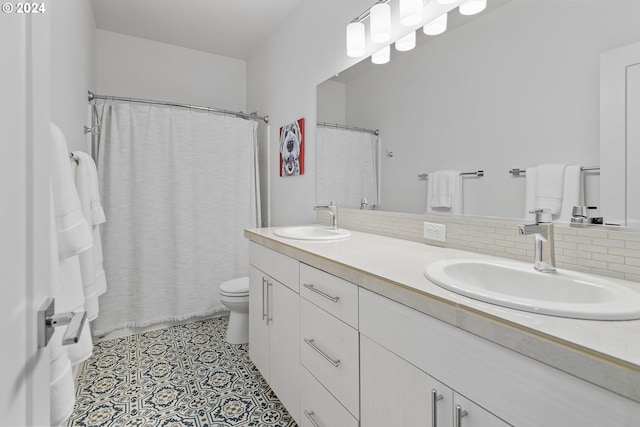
[529,209,553,223]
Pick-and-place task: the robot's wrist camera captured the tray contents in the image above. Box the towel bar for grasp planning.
[509,166,600,176]
[418,170,484,179]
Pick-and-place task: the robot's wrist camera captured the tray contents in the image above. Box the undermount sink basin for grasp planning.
[424,259,640,320]
[273,226,351,241]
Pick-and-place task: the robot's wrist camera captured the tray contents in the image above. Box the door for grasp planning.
[0,5,51,426]
[453,394,512,427]
[600,41,640,227]
[248,266,270,378]
[360,335,453,427]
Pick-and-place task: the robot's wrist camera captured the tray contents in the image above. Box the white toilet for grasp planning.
[219,277,250,344]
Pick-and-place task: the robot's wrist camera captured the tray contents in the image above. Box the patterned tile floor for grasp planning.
[68,316,297,427]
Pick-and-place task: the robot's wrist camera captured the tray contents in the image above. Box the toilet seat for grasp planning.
[220,277,250,297]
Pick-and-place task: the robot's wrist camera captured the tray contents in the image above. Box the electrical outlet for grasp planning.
[423,222,446,242]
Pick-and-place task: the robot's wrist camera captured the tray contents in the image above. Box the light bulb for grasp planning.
[460,0,487,15]
[370,2,391,43]
[399,0,423,26]
[372,45,390,64]
[423,13,448,36]
[395,31,416,52]
[346,21,366,57]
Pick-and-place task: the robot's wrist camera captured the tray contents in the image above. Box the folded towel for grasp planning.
[559,165,584,222]
[524,167,537,219]
[534,164,567,215]
[430,170,459,208]
[426,170,462,215]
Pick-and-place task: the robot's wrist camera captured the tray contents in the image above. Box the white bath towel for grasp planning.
[426,170,462,215]
[525,164,584,222]
[50,123,94,365]
[534,164,567,215]
[48,188,76,427]
[50,123,93,257]
[74,151,108,296]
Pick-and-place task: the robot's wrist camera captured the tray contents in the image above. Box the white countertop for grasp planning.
[245,226,640,403]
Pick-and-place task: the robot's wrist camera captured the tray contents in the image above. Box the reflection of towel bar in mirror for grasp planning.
[508,166,600,177]
[417,170,484,180]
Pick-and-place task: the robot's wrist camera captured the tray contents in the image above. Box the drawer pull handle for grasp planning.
[261,277,267,321]
[454,405,468,427]
[303,283,340,303]
[304,410,321,427]
[431,389,443,427]
[304,338,340,367]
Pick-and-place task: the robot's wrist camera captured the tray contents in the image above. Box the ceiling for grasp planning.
[91,0,304,60]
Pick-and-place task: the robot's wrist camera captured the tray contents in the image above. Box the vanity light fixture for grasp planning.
[345,0,489,63]
[399,0,423,26]
[459,0,487,15]
[395,31,416,51]
[346,21,366,57]
[423,12,448,36]
[370,1,392,43]
[372,45,391,64]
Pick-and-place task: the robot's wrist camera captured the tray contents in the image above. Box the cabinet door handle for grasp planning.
[261,277,267,321]
[304,338,340,367]
[304,410,321,427]
[454,405,468,427]
[266,280,273,325]
[431,389,443,427]
[303,283,340,303]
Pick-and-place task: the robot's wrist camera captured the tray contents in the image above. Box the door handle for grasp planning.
[37,298,87,348]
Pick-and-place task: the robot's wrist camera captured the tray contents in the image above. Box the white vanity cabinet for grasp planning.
[248,243,300,421]
[359,287,640,427]
[299,264,360,426]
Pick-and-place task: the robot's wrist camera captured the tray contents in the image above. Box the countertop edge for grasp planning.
[244,228,640,403]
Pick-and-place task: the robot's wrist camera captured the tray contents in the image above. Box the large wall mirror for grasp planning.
[317,0,640,227]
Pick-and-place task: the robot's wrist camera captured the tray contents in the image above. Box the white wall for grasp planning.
[345,1,640,218]
[317,80,347,125]
[50,0,96,152]
[248,0,640,224]
[96,30,246,112]
[246,0,372,226]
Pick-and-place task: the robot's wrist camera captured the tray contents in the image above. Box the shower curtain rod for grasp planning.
[317,121,379,136]
[87,91,269,123]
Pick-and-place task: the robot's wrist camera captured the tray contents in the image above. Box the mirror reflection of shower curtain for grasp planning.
[317,127,379,208]
[92,102,259,337]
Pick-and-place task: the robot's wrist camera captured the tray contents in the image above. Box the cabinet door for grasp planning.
[453,394,511,427]
[269,280,300,421]
[361,335,453,427]
[249,266,270,378]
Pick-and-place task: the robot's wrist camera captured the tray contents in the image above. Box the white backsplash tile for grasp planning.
[323,208,640,283]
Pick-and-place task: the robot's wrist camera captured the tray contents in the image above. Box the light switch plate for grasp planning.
[423,222,446,242]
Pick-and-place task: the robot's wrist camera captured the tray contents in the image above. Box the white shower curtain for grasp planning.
[317,126,378,208]
[92,102,259,337]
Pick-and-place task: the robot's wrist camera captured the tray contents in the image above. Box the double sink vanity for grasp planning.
[245,224,640,426]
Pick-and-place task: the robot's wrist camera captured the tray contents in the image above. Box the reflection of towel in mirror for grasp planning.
[534,164,566,215]
[525,164,583,222]
[427,170,462,214]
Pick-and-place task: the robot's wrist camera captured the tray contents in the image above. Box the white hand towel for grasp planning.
[426,170,462,215]
[534,164,567,215]
[558,165,584,222]
[524,167,537,220]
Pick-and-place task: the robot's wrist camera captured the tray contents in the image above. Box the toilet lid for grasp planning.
[220,277,250,295]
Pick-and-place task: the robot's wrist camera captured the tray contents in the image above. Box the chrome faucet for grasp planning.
[518,209,556,273]
[315,200,338,230]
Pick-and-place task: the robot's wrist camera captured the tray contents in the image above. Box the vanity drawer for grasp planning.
[300,263,358,328]
[300,366,358,427]
[249,242,299,292]
[300,298,359,418]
